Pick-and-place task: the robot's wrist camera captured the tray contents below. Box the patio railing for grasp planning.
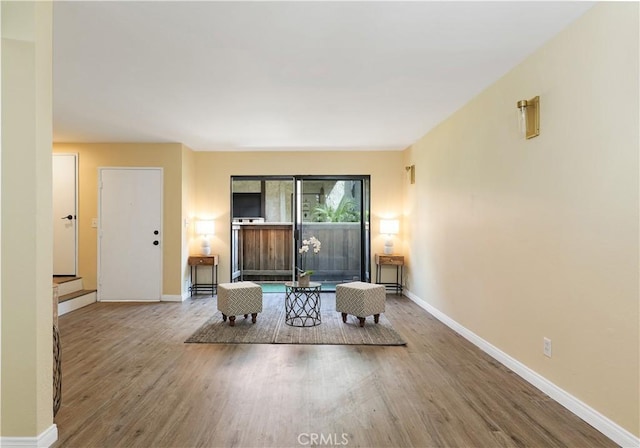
[234,222,362,282]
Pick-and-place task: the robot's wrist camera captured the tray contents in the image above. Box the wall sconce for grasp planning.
[380,219,399,255]
[195,219,215,255]
[516,96,540,139]
[405,165,415,184]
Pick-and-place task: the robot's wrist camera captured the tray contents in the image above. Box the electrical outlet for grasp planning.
[543,337,552,357]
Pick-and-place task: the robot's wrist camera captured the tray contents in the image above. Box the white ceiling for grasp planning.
[53,1,594,151]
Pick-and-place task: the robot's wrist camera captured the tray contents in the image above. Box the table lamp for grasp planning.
[380,219,399,255]
[195,219,215,255]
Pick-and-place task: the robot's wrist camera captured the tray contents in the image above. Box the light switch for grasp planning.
[91,218,98,228]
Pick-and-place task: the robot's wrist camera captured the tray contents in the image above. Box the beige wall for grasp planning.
[1,1,54,438]
[403,3,638,436]
[54,145,404,297]
[193,151,404,283]
[181,145,197,294]
[53,143,185,297]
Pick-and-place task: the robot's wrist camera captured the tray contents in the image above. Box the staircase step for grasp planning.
[58,289,97,316]
[54,276,83,296]
[59,289,95,303]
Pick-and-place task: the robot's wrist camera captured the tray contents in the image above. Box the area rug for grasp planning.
[185,293,406,346]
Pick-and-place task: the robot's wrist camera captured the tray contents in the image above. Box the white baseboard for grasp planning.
[99,296,187,303]
[403,289,640,448]
[0,424,58,448]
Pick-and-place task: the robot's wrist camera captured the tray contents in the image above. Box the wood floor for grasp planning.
[53,294,617,448]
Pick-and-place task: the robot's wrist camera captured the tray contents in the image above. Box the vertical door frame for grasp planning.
[97,166,164,301]
[53,152,79,276]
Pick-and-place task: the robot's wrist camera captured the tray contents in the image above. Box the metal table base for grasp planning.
[284,281,322,327]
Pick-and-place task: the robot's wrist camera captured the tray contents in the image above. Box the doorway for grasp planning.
[98,168,163,301]
[230,175,370,291]
[53,153,78,276]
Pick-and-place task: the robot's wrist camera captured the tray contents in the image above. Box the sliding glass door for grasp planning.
[230,175,370,291]
[230,177,294,283]
[295,176,370,290]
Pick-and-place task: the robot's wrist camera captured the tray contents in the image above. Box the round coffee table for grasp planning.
[284,281,322,327]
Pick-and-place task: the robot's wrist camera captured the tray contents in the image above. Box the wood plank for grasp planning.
[241,225,293,273]
[53,295,617,448]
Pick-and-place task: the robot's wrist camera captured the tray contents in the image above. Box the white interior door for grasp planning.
[53,154,77,275]
[99,168,162,301]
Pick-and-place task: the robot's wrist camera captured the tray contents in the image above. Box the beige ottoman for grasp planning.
[217,282,263,326]
[336,281,386,327]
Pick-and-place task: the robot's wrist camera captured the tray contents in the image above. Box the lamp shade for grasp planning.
[195,220,215,236]
[380,219,399,235]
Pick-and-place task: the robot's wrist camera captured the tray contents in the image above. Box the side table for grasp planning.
[189,255,219,296]
[375,254,404,294]
[284,281,322,327]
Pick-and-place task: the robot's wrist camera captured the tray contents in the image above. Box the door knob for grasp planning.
[153,240,159,246]
[61,215,73,220]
